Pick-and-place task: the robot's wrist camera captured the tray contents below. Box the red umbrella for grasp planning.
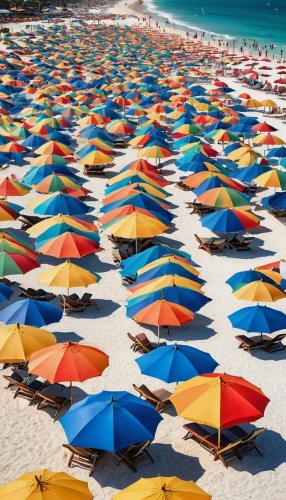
[38,232,101,258]
[252,122,278,133]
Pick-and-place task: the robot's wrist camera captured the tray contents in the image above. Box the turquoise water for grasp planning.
[146,0,286,53]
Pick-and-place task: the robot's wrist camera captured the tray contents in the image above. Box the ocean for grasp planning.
[145,0,286,54]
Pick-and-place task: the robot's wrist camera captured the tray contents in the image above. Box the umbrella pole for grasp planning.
[218,428,221,449]
[157,325,160,345]
[70,381,73,406]
[136,239,138,254]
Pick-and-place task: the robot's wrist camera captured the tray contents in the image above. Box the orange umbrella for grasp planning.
[134,298,194,342]
[37,232,101,258]
[29,341,109,404]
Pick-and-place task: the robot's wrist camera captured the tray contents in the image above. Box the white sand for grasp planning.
[0,11,286,500]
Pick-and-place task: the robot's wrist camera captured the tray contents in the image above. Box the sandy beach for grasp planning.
[0,6,285,500]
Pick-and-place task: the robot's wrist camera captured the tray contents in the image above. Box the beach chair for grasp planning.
[191,204,215,216]
[270,208,286,218]
[231,427,266,457]
[19,286,55,301]
[133,384,172,413]
[175,181,191,191]
[127,332,141,351]
[236,334,286,353]
[114,137,128,148]
[18,215,48,230]
[113,440,154,472]
[36,383,70,417]
[11,378,47,402]
[0,278,15,287]
[182,423,242,468]
[3,369,30,388]
[112,247,130,263]
[135,333,156,353]
[63,444,105,476]
[83,164,106,176]
[195,234,226,255]
[229,235,253,251]
[59,295,86,314]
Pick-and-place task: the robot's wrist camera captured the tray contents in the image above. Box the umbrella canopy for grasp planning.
[0,201,23,221]
[198,187,251,208]
[226,269,282,290]
[228,305,286,334]
[0,470,92,500]
[36,260,101,293]
[37,231,101,258]
[60,390,162,452]
[33,174,81,194]
[0,282,13,303]
[28,192,92,216]
[232,281,285,302]
[170,373,270,430]
[27,214,98,238]
[0,324,56,363]
[34,140,73,156]
[102,211,168,240]
[0,299,62,327]
[29,341,109,384]
[0,177,31,198]
[136,343,218,383]
[0,251,40,278]
[200,208,261,234]
[112,477,211,500]
[254,169,286,189]
[78,149,113,165]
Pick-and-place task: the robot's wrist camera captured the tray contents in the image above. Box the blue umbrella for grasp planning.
[226,270,280,291]
[193,176,235,196]
[120,244,196,279]
[21,134,48,150]
[262,191,286,211]
[0,298,62,327]
[228,305,286,334]
[134,262,205,286]
[101,189,173,213]
[24,165,79,185]
[32,193,93,216]
[127,286,211,317]
[267,146,286,159]
[200,209,263,234]
[135,343,218,383]
[231,164,272,183]
[0,282,13,303]
[60,390,162,452]
[35,224,100,248]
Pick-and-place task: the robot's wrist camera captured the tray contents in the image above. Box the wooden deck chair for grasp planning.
[236,334,286,353]
[19,286,55,301]
[195,234,226,255]
[63,444,105,476]
[113,440,154,472]
[59,295,86,314]
[236,428,266,457]
[36,383,70,417]
[12,379,47,402]
[127,332,140,351]
[133,384,172,413]
[135,334,156,353]
[175,181,191,191]
[18,215,47,230]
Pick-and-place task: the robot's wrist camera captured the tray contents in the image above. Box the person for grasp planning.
[186,31,189,38]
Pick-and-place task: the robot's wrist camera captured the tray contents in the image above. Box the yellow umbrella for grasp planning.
[0,324,56,362]
[37,260,100,295]
[27,214,98,238]
[103,211,168,251]
[130,274,204,300]
[228,146,258,161]
[0,469,92,499]
[233,281,286,302]
[112,476,211,500]
[138,255,200,277]
[260,99,276,108]
[78,150,113,165]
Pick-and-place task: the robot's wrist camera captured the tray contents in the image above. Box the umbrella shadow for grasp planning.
[92,443,205,488]
[78,253,118,273]
[154,236,184,249]
[140,314,216,342]
[159,168,176,176]
[53,331,83,343]
[245,347,286,362]
[76,299,121,319]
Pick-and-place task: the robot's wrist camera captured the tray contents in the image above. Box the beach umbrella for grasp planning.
[197,187,251,208]
[137,145,173,165]
[36,260,101,297]
[266,146,286,159]
[262,191,286,211]
[135,343,218,383]
[228,305,286,339]
[0,177,31,199]
[27,214,98,238]
[133,299,195,341]
[0,251,40,278]
[29,342,109,404]
[99,204,170,227]
[120,245,195,280]
[102,211,168,251]
[226,270,282,291]
[107,169,168,188]
[0,239,37,259]
[135,257,203,287]
[0,299,62,327]
[121,158,159,175]
[193,176,244,196]
[0,470,92,499]
[31,154,69,166]
[200,208,261,234]
[232,281,285,302]
[0,324,56,363]
[37,231,101,258]
[32,174,81,193]
[28,192,92,216]
[0,230,33,251]
[112,476,211,500]
[78,149,113,165]
[103,183,169,204]
[24,165,79,185]
[254,169,286,190]
[231,164,272,183]
[21,134,48,150]
[251,122,278,133]
[170,373,270,446]
[253,134,285,146]
[255,260,286,272]
[59,390,162,452]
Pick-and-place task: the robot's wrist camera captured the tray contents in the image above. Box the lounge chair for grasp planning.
[195,234,226,255]
[83,164,106,176]
[182,423,242,468]
[0,278,15,287]
[113,440,154,472]
[127,332,141,352]
[191,204,215,216]
[112,247,130,263]
[63,444,105,476]
[61,294,98,309]
[37,383,70,417]
[229,427,266,457]
[114,138,128,148]
[270,208,286,218]
[11,378,47,401]
[19,215,48,230]
[236,334,286,353]
[19,286,55,301]
[59,295,86,314]
[135,333,156,352]
[133,384,172,413]
[175,181,191,191]
[229,235,253,251]
[3,368,30,388]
